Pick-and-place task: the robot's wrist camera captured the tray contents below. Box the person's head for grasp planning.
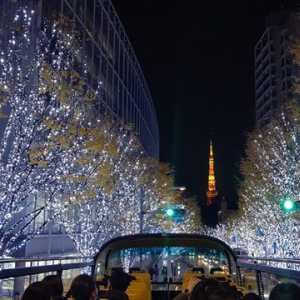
[21,281,52,300]
[108,270,131,292]
[190,278,223,300]
[13,292,21,300]
[208,288,239,300]
[70,274,97,300]
[42,275,64,297]
[269,283,300,300]
[243,292,262,300]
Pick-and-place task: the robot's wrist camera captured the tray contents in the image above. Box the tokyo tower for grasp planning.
[206,139,218,205]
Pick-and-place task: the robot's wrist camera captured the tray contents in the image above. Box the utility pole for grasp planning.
[139,186,145,233]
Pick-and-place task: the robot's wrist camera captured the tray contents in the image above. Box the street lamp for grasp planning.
[170,186,186,191]
[139,186,145,233]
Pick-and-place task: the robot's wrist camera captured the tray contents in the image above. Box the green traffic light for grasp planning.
[283,199,294,210]
[166,208,175,217]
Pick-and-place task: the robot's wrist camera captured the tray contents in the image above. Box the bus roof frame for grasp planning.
[93,233,237,276]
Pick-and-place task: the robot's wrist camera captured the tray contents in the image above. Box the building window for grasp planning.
[272,89,277,97]
[282,81,286,91]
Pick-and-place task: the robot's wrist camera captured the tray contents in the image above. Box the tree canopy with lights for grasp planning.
[0,8,202,256]
[208,21,300,258]
[209,103,300,258]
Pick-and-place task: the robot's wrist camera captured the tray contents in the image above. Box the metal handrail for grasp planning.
[237,256,300,264]
[237,261,300,280]
[0,255,93,263]
[236,257,300,300]
[0,260,94,279]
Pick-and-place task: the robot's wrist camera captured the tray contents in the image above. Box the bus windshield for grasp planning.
[98,244,230,282]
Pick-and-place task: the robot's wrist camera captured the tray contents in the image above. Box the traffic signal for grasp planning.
[165,208,186,218]
[166,208,175,217]
[282,199,300,211]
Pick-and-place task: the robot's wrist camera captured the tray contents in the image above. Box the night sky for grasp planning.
[111,0,295,207]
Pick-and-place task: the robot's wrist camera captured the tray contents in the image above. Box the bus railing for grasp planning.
[236,256,300,300]
[0,256,94,278]
[1,255,300,300]
[0,256,94,298]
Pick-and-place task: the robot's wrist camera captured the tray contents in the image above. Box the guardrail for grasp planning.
[0,256,94,279]
[0,256,94,298]
[236,256,300,300]
[1,255,300,300]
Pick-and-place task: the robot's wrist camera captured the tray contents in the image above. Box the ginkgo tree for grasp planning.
[0,8,198,257]
[207,19,300,258]
[56,121,152,256]
[209,104,300,258]
[0,8,140,255]
[0,9,74,254]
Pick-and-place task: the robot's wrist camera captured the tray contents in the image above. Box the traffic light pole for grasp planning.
[139,186,145,233]
[139,185,186,233]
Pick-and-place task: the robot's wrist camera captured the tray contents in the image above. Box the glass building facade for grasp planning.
[1,0,159,158]
[0,0,159,258]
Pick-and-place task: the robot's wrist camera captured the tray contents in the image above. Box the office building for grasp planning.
[0,0,159,157]
[254,11,300,128]
[0,0,159,257]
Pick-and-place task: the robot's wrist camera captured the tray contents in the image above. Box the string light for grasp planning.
[209,104,300,263]
[0,8,201,257]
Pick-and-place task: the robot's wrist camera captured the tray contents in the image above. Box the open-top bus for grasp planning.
[93,233,247,300]
[2,233,300,299]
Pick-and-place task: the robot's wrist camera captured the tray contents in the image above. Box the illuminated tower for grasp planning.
[206,139,218,205]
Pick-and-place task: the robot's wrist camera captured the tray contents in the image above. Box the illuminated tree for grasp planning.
[0,8,139,255]
[205,223,233,246]
[209,22,300,258]
[55,128,192,255]
[212,104,300,258]
[136,159,202,234]
[0,7,201,257]
[56,122,148,256]
[139,159,175,232]
[0,9,70,254]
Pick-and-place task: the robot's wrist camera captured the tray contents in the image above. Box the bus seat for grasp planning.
[209,273,233,286]
[126,293,138,300]
[130,272,151,293]
[210,267,224,274]
[98,284,106,291]
[183,274,205,290]
[129,281,149,300]
[126,287,139,299]
[209,272,231,280]
[192,267,205,274]
[229,283,248,296]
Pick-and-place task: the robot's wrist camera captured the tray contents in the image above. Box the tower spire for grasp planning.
[206,139,218,205]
